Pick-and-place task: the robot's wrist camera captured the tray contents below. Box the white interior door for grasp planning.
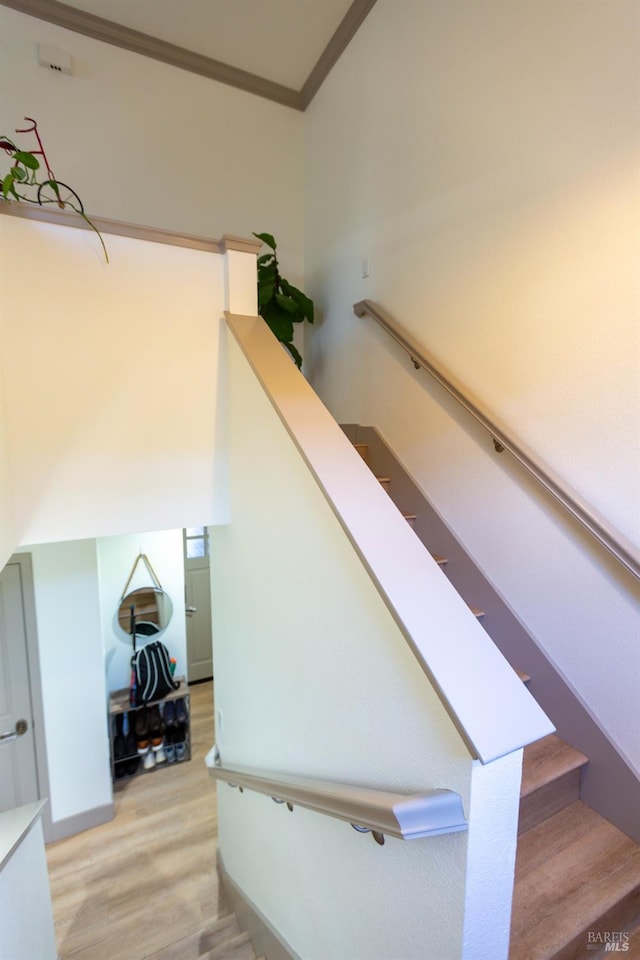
[184,528,213,682]
[0,561,39,812]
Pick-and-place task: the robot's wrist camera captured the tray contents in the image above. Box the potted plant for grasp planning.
[1,116,108,261]
[254,231,314,368]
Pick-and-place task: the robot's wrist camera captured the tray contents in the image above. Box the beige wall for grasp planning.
[213,327,525,960]
[304,0,640,769]
[0,5,305,279]
[26,538,111,824]
[0,365,15,567]
[0,215,227,554]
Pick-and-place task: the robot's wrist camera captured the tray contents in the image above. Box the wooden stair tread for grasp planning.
[152,914,240,960]
[470,606,485,619]
[515,668,530,684]
[518,734,588,834]
[431,553,448,566]
[521,735,588,799]
[510,801,640,960]
[207,931,257,960]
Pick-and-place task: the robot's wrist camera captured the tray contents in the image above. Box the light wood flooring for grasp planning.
[46,681,229,960]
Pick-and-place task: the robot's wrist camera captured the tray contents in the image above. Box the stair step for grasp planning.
[510,801,640,960]
[353,442,368,461]
[153,913,240,960]
[376,475,391,489]
[470,606,485,619]
[206,931,257,960]
[403,513,417,527]
[515,668,530,685]
[431,553,448,567]
[519,734,588,834]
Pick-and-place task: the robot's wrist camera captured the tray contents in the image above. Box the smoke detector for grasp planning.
[37,43,73,75]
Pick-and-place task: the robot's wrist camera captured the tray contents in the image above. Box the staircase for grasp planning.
[349,432,640,960]
[152,909,264,960]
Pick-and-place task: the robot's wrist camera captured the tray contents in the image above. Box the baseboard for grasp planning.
[217,851,301,960]
[44,802,114,843]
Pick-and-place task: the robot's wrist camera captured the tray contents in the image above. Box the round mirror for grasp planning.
[118,587,173,638]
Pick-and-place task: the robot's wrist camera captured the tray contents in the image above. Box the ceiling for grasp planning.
[2,0,378,108]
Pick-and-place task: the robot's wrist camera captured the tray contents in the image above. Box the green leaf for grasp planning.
[258,279,276,307]
[261,302,294,344]
[280,279,314,323]
[284,341,303,368]
[12,166,26,181]
[13,150,39,170]
[257,262,277,283]
[2,172,15,199]
[253,231,276,251]
[257,253,275,266]
[275,293,300,316]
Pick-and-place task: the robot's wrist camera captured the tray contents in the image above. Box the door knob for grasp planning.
[0,718,28,743]
[186,606,197,616]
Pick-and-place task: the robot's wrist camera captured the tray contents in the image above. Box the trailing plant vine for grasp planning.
[0,117,108,261]
[254,231,314,368]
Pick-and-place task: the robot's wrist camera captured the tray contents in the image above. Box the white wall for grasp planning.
[0,371,15,568]
[97,528,186,694]
[27,538,112,824]
[0,814,57,960]
[24,527,186,831]
[304,0,640,770]
[0,5,304,278]
[0,215,226,550]
[213,327,525,960]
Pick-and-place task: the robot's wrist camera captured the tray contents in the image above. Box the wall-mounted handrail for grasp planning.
[205,748,468,841]
[353,299,640,582]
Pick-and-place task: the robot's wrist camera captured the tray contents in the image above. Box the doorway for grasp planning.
[0,555,47,816]
[183,528,213,682]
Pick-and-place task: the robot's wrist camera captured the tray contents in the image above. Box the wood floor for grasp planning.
[46,681,229,960]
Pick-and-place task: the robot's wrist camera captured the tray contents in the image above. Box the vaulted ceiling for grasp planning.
[0,0,378,109]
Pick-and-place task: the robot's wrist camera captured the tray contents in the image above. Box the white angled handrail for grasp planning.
[354,299,640,582]
[206,749,468,841]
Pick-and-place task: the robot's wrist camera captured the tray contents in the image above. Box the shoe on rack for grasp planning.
[152,742,166,764]
[113,714,126,778]
[174,698,188,725]
[164,719,177,762]
[147,705,164,747]
[175,742,186,762]
[124,729,140,776]
[162,700,176,727]
[134,707,149,751]
[142,747,156,771]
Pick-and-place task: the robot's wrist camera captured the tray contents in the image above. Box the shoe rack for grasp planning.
[109,677,191,782]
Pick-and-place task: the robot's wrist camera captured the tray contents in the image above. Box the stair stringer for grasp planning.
[342,424,640,842]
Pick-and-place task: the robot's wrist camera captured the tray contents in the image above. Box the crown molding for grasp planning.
[0,0,378,111]
[0,0,302,110]
[300,0,379,109]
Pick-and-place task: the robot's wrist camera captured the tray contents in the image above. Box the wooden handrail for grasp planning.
[206,748,468,841]
[354,299,640,582]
